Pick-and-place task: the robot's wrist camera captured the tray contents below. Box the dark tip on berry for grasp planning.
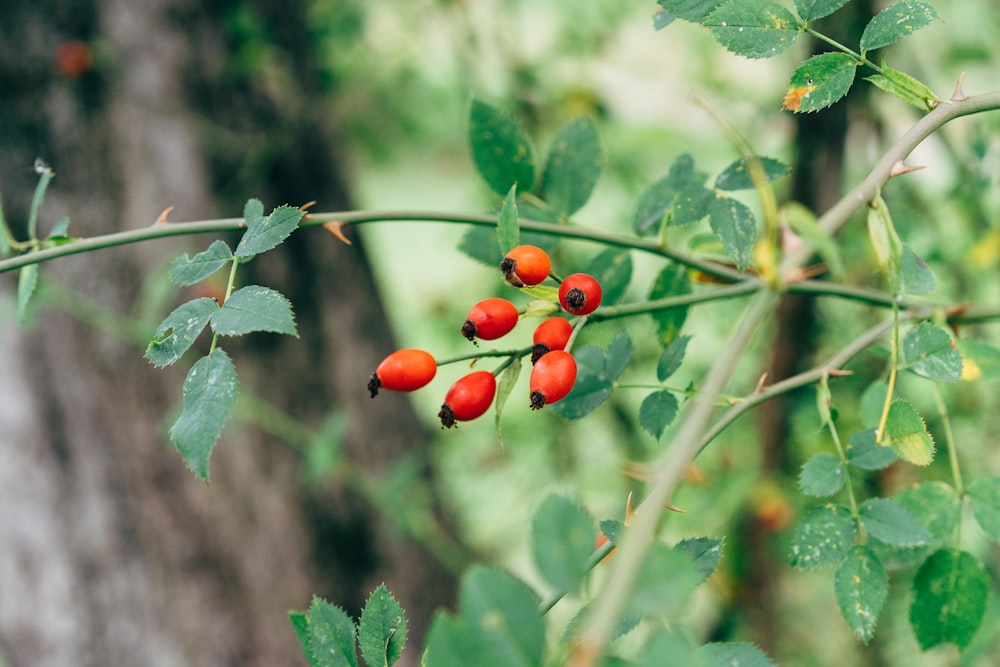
[367,373,381,398]
[500,257,524,287]
[565,287,586,312]
[461,320,479,343]
[530,391,546,410]
[531,343,550,365]
[438,404,458,428]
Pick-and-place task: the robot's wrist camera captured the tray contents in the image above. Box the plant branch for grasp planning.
[572,85,1000,667]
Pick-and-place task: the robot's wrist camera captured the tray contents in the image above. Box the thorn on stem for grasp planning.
[951,72,968,102]
[323,221,353,245]
[889,160,926,179]
[153,206,174,226]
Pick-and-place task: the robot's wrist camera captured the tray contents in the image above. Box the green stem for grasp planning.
[826,412,860,521]
[435,347,531,367]
[698,317,895,455]
[573,288,781,662]
[210,258,240,354]
[804,27,869,67]
[934,383,963,497]
[875,299,900,443]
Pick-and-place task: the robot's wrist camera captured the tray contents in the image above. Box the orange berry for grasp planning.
[439,371,497,428]
[368,349,436,397]
[500,245,551,287]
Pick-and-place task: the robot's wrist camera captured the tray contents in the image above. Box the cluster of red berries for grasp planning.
[368,244,603,429]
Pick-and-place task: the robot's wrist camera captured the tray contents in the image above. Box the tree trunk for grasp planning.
[0,2,455,666]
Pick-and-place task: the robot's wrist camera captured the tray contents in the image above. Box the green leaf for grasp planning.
[657,335,691,381]
[358,584,406,667]
[657,0,727,23]
[860,381,889,428]
[799,453,846,497]
[901,322,961,382]
[169,349,238,482]
[865,65,939,110]
[789,504,855,569]
[633,153,699,235]
[234,203,304,258]
[893,482,960,545]
[211,285,297,337]
[834,546,888,643]
[531,495,596,594]
[648,263,692,345]
[635,633,706,667]
[858,498,931,547]
[910,549,989,650]
[169,240,233,286]
[306,596,359,667]
[967,477,1000,542]
[289,611,317,667]
[845,428,897,471]
[145,297,220,368]
[451,567,545,667]
[671,185,715,226]
[860,0,939,53]
[639,391,680,440]
[794,0,850,22]
[17,264,38,325]
[883,399,935,466]
[497,185,520,255]
[781,201,846,280]
[551,331,633,419]
[899,245,935,295]
[957,340,1000,380]
[494,356,521,448]
[584,248,632,306]
[783,52,857,113]
[708,196,757,271]
[696,642,775,667]
[422,614,469,667]
[704,0,799,60]
[468,98,536,197]
[675,536,725,583]
[625,542,702,618]
[541,116,603,217]
[605,329,634,379]
[714,156,789,191]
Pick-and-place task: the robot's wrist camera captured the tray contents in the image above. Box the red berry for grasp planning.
[531,316,573,364]
[55,41,93,78]
[368,348,436,397]
[558,273,603,316]
[500,245,551,287]
[461,297,519,342]
[530,350,577,409]
[438,371,497,428]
